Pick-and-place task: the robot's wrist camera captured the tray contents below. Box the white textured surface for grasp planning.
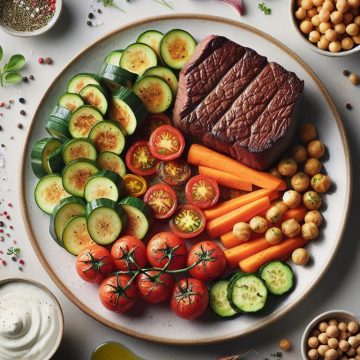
[0,1,359,359]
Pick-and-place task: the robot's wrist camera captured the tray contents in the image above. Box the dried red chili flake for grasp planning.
[19,259,25,265]
[2,260,6,266]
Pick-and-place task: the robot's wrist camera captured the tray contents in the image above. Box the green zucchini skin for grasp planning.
[67,73,101,94]
[142,66,178,95]
[136,30,164,57]
[50,106,72,121]
[48,147,64,173]
[58,93,84,112]
[100,64,137,91]
[209,280,238,318]
[46,117,71,139]
[68,105,104,138]
[79,84,109,115]
[105,50,124,66]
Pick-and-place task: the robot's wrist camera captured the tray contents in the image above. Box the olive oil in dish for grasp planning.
[92,342,142,360]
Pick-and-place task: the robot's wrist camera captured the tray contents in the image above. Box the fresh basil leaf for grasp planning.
[3,72,21,84]
[4,54,25,72]
[0,46,3,63]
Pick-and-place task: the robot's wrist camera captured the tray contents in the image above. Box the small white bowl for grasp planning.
[289,0,360,57]
[0,0,62,37]
[301,309,360,360]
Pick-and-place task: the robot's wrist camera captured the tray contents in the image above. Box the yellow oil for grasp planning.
[91,342,142,360]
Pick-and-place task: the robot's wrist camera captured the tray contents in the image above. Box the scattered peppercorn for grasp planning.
[350,73,360,85]
[44,57,53,65]
[0,221,3,226]
[38,57,45,64]
[9,100,14,104]
[3,211,8,216]
[22,76,28,82]
[17,123,23,129]
[87,20,92,26]
[29,75,35,80]
[0,125,2,131]
[98,8,102,14]
[20,110,26,116]
[9,225,13,230]
[1,144,5,147]
[11,256,17,262]
[18,266,23,271]
[346,102,352,110]
[1,260,6,266]
[19,98,25,104]
[343,69,350,77]
[19,259,25,265]
[88,12,94,19]
[8,203,12,207]
[6,215,10,220]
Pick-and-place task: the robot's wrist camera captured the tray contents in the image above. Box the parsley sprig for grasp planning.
[258,2,271,15]
[7,247,21,256]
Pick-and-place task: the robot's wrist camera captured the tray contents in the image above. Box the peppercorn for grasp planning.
[0,221,4,227]
[88,12,94,19]
[20,110,26,116]
[87,20,92,26]
[22,76,28,83]
[0,125,2,131]
[19,98,25,104]
[29,75,34,80]
[346,102,352,110]
[19,259,25,265]
[11,256,17,262]
[17,123,23,129]
[44,57,53,65]
[97,8,102,13]
[38,57,45,64]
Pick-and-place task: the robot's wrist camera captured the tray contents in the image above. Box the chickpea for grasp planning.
[269,167,282,178]
[313,0,324,5]
[349,73,360,85]
[319,321,329,332]
[339,340,350,352]
[353,35,360,44]
[319,332,330,344]
[325,348,338,360]
[348,322,360,334]
[311,174,331,193]
[344,12,354,25]
[347,348,357,357]
[308,7,319,17]
[296,7,308,19]
[329,319,339,326]
[310,30,322,42]
[349,0,360,7]
[335,23,347,34]
[299,123,317,143]
[319,21,333,33]
[282,219,301,237]
[342,36,355,49]
[277,158,298,177]
[233,222,252,242]
[337,0,351,13]
[326,28,339,41]
[355,15,360,25]
[312,14,322,26]
[319,345,331,357]
[303,191,322,210]
[274,201,289,214]
[307,140,325,159]
[304,158,322,176]
[338,331,348,341]
[331,10,344,24]
[266,206,283,224]
[347,23,360,35]
[312,329,321,337]
[292,247,310,265]
[329,40,342,52]
[291,172,310,192]
[279,338,291,351]
[349,336,360,348]
[357,346,360,355]
[301,19,314,33]
[283,190,302,208]
[309,349,319,360]
[323,1,335,12]
[302,222,319,239]
[291,144,308,163]
[329,338,339,349]
[309,336,320,348]
[327,325,340,338]
[318,35,331,48]
[265,227,283,245]
[338,322,348,332]
[305,210,323,227]
[249,216,268,233]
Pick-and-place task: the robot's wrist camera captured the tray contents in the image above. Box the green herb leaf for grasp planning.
[3,72,22,84]
[97,0,125,11]
[4,54,25,72]
[7,247,21,256]
[258,2,271,15]
[0,46,3,63]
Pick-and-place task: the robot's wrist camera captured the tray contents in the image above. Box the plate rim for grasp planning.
[19,14,352,345]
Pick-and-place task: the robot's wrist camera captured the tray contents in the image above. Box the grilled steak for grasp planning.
[173,35,304,170]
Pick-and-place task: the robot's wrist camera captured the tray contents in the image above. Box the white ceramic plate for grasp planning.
[20,15,351,345]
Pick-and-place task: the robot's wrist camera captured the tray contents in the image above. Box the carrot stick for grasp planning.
[239,236,309,273]
[204,188,278,221]
[206,197,271,238]
[281,206,307,223]
[198,166,252,191]
[224,237,272,268]
[187,144,287,191]
[220,231,262,249]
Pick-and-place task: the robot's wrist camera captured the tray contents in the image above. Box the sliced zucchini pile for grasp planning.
[100,64,137,91]
[46,106,72,139]
[96,151,126,177]
[67,73,101,94]
[105,49,124,66]
[68,105,104,138]
[62,138,97,165]
[136,30,164,57]
[79,84,108,115]
[58,93,84,112]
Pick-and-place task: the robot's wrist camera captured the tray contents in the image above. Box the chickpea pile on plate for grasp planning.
[307,318,360,359]
[295,0,360,53]
[232,123,331,268]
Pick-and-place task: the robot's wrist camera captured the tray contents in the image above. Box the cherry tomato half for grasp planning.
[111,235,147,271]
[136,270,174,304]
[157,159,191,186]
[149,125,185,161]
[144,183,177,219]
[169,204,206,239]
[170,278,209,320]
[76,244,114,284]
[185,175,220,209]
[126,141,158,176]
[146,231,187,270]
[187,241,226,281]
[99,275,137,313]
[123,174,147,197]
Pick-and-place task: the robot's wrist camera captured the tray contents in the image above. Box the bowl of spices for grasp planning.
[0,278,64,360]
[0,0,62,37]
[301,309,360,360]
[290,0,360,57]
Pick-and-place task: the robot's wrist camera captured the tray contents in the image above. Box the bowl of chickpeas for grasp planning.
[301,310,360,359]
[291,0,360,56]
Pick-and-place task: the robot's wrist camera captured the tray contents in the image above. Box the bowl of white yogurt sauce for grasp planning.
[0,278,64,360]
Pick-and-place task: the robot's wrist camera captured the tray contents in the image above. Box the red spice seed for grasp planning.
[3,211,7,215]
[6,215,10,220]
[8,203,13,207]
[2,260,6,266]
[9,225,13,230]
[38,57,45,64]
[19,259,25,265]
[0,229,3,233]
[13,240,17,244]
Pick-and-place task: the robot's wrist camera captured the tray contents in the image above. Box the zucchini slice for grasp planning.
[84,170,125,202]
[31,138,63,178]
[143,66,178,95]
[209,280,238,318]
[50,196,86,245]
[86,199,127,245]
[133,76,172,114]
[136,30,164,57]
[34,174,70,214]
[58,93,84,112]
[48,147,64,173]
[105,49,124,66]
[120,43,158,76]
[67,73,101,94]
[68,105,104,138]
[101,64,138,91]
[108,87,148,135]
[62,159,99,197]
[119,196,152,239]
[50,106,72,121]
[88,120,125,155]
[46,118,70,139]
[62,138,97,165]
[259,261,294,296]
[96,151,126,177]
[228,273,268,313]
[160,29,197,70]
[62,216,94,255]
[79,84,108,115]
